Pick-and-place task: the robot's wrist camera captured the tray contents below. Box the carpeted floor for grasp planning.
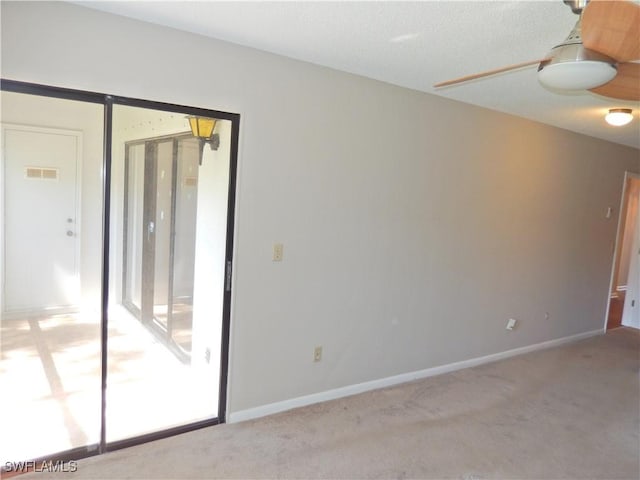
[18,328,640,479]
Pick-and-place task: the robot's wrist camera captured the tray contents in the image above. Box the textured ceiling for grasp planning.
[77,0,639,149]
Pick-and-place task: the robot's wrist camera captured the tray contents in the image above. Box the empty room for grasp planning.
[1,1,638,479]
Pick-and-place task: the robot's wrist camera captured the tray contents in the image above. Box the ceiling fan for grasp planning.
[434,0,639,102]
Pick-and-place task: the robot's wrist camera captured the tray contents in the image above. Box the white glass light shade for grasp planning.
[538,61,617,90]
[605,109,633,126]
[537,41,618,91]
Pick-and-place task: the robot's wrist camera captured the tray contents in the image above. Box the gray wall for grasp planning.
[2,1,638,416]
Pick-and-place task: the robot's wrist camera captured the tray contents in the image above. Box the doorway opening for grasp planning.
[607,172,640,330]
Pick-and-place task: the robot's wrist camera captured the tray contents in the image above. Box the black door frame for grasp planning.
[0,78,239,465]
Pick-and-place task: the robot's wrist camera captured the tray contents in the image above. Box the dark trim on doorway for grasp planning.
[218,113,240,423]
[99,95,114,453]
[105,417,221,453]
[1,78,106,104]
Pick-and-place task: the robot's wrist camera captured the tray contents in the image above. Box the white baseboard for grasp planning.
[228,329,602,424]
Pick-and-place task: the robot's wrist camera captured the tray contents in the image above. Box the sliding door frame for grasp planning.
[0,78,239,465]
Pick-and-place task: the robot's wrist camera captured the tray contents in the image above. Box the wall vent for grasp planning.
[25,167,59,180]
[184,177,197,187]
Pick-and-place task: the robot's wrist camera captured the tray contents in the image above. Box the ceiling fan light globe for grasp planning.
[537,42,618,91]
[538,61,617,90]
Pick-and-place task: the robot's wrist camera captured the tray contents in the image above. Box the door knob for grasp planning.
[67,230,74,237]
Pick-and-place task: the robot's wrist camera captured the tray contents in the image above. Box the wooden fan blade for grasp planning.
[589,62,640,101]
[582,0,640,62]
[433,59,548,88]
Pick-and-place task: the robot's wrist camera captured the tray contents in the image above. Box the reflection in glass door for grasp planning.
[108,104,231,443]
[0,89,103,465]
[123,135,200,360]
[172,141,200,354]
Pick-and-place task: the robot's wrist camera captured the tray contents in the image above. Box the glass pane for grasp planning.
[0,91,104,463]
[108,105,230,442]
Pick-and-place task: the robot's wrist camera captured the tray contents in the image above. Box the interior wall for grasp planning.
[2,1,639,417]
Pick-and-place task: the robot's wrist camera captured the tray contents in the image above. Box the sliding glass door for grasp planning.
[110,103,233,443]
[0,81,238,467]
[0,90,104,463]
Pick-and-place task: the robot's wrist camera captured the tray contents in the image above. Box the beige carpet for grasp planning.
[19,328,640,479]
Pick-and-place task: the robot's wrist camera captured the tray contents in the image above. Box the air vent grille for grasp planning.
[25,167,59,180]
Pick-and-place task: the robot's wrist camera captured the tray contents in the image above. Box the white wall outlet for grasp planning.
[273,243,283,262]
[506,318,517,330]
[314,346,322,362]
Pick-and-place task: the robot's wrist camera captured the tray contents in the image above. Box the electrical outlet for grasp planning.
[273,243,283,262]
[314,346,322,362]
[506,318,517,330]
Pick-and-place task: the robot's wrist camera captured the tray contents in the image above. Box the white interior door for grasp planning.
[2,125,81,313]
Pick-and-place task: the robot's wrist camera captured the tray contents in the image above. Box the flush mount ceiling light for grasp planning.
[187,116,219,165]
[605,108,633,127]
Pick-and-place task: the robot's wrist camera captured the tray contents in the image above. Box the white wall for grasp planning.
[2,1,639,417]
